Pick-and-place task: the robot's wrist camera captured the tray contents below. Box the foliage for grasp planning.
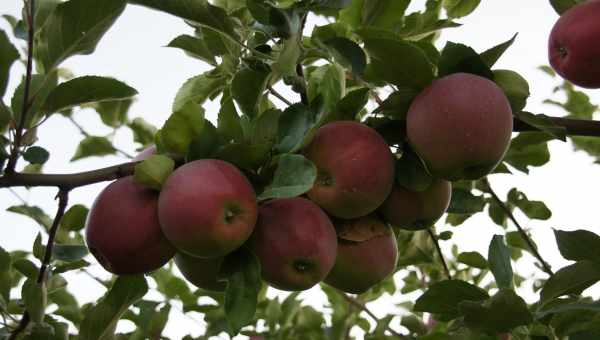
[0,0,599,339]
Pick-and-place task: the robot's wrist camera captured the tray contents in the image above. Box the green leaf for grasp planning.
[374,88,419,120]
[276,104,315,153]
[231,66,270,118]
[12,73,58,128]
[129,0,236,36]
[217,91,244,144]
[128,118,157,147]
[22,279,47,323]
[504,132,551,173]
[43,76,137,114]
[258,154,317,201]
[537,300,600,319]
[54,259,90,274]
[225,251,261,335]
[549,0,585,15]
[414,280,489,318]
[160,102,205,156]
[443,0,481,18]
[540,261,600,305]
[36,0,127,72]
[457,251,488,269]
[480,34,517,67]
[7,205,53,230]
[60,204,88,231]
[79,275,148,340]
[271,35,302,78]
[133,155,175,191]
[460,289,533,333]
[23,146,50,165]
[13,258,38,279]
[364,38,434,90]
[488,235,513,289]
[71,136,117,161]
[554,229,600,263]
[0,101,11,133]
[507,188,552,220]
[166,34,216,65]
[324,37,367,75]
[95,99,133,128]
[438,41,493,80]
[447,188,486,214]
[52,245,89,262]
[33,233,45,260]
[0,246,11,302]
[187,120,219,161]
[250,108,280,145]
[0,29,19,98]
[307,63,346,112]
[493,69,529,112]
[394,149,433,192]
[362,0,410,29]
[214,142,271,170]
[172,72,226,112]
[514,111,567,141]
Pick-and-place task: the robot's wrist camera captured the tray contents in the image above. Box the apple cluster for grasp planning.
[84,71,513,294]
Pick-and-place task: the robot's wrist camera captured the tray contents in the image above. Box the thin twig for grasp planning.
[67,116,134,159]
[8,188,27,204]
[0,161,137,189]
[5,0,35,174]
[483,178,554,276]
[10,189,69,339]
[337,289,409,339]
[267,86,292,106]
[427,229,451,280]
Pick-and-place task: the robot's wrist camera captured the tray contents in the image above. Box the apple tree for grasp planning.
[1,0,600,339]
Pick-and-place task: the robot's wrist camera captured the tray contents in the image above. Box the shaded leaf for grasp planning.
[488,235,513,289]
[443,0,481,18]
[160,102,205,156]
[493,69,529,112]
[447,188,486,214]
[554,229,600,263]
[460,289,533,333]
[276,104,315,153]
[258,154,317,201]
[166,34,215,65]
[7,205,52,230]
[23,146,50,165]
[438,41,493,80]
[172,72,225,112]
[22,279,47,323]
[231,66,270,118]
[457,251,488,269]
[480,34,517,67]
[324,37,366,75]
[134,155,174,191]
[540,261,600,305]
[60,204,88,231]
[52,245,88,262]
[0,29,19,97]
[414,280,489,318]
[71,136,117,161]
[225,251,261,335]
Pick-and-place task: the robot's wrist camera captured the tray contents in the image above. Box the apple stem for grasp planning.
[427,229,452,280]
[482,178,554,276]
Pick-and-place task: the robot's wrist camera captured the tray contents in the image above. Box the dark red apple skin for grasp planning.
[249,197,337,291]
[304,121,395,219]
[174,252,226,292]
[549,0,600,88]
[407,73,513,181]
[85,176,175,275]
[379,179,452,230]
[158,159,258,258]
[324,215,398,294]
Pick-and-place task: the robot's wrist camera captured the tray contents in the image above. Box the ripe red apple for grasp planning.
[85,176,175,274]
[406,73,513,180]
[324,215,398,294]
[304,121,395,219]
[549,0,600,88]
[379,179,452,230]
[158,159,258,258]
[174,252,227,291]
[249,197,337,291]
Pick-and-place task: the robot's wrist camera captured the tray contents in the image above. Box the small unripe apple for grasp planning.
[249,197,337,291]
[304,121,395,219]
[549,0,600,88]
[379,179,452,230]
[324,215,398,294]
[158,159,258,258]
[407,73,513,180]
[174,252,227,291]
[85,176,175,274]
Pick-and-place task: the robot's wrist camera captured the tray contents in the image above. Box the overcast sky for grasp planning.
[1,1,599,338]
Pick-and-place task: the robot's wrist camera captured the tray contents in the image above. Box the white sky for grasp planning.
[0,1,599,338]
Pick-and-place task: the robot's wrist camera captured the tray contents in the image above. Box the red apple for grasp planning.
[158,159,257,258]
[407,73,513,180]
[174,252,227,291]
[304,121,395,219]
[379,179,452,230]
[85,176,175,274]
[249,197,337,291]
[324,215,398,294]
[549,0,600,88]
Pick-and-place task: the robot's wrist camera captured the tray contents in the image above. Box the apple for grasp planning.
[174,252,227,291]
[249,197,337,291]
[549,0,600,88]
[304,121,395,219]
[406,73,513,180]
[324,215,398,294]
[379,179,452,230]
[85,176,175,275]
[158,159,258,258]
